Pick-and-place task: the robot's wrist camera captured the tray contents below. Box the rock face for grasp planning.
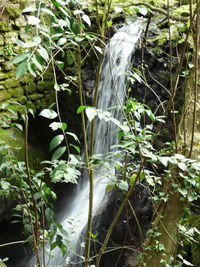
[0,0,55,126]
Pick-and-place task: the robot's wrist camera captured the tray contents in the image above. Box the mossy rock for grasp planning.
[0,22,12,32]
[37,80,54,92]
[0,90,11,101]
[23,82,37,94]
[0,71,15,81]
[2,78,19,89]
[29,93,43,101]
[5,6,21,19]
[9,87,24,98]
[0,127,45,169]
[0,35,4,46]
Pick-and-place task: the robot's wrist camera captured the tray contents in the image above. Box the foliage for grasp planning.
[1,0,200,267]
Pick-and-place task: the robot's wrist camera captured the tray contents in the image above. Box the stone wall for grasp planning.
[0,0,54,127]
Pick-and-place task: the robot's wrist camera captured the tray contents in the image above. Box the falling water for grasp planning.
[24,19,145,267]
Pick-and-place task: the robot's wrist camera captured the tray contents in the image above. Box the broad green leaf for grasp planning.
[57,38,67,46]
[178,162,188,171]
[22,6,37,13]
[85,107,97,121]
[105,183,115,193]
[130,174,137,185]
[41,7,56,17]
[54,82,60,91]
[32,55,45,72]
[74,10,84,15]
[118,180,129,191]
[159,156,170,167]
[177,187,187,197]
[55,60,64,68]
[77,105,89,114]
[138,6,148,16]
[16,60,27,78]
[28,16,41,25]
[14,123,23,131]
[37,46,49,62]
[49,122,66,131]
[94,46,103,54]
[66,132,80,143]
[51,146,66,160]
[12,38,25,47]
[82,14,91,26]
[71,20,80,35]
[27,62,37,77]
[50,135,64,151]
[70,144,80,153]
[40,109,58,119]
[11,53,30,64]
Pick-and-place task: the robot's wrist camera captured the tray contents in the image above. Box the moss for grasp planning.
[0,71,15,81]
[0,90,11,101]
[0,36,4,46]
[0,22,12,32]
[3,78,19,89]
[0,127,45,169]
[24,82,37,94]
[2,62,15,72]
[37,81,54,92]
[18,96,27,104]
[9,87,24,98]
[29,93,43,101]
[5,6,21,19]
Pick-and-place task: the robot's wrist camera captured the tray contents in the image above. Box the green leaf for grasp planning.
[57,38,67,46]
[11,53,30,64]
[70,144,80,153]
[82,14,91,26]
[41,7,56,17]
[66,132,80,143]
[50,135,64,151]
[130,174,137,185]
[32,55,45,72]
[51,146,66,160]
[27,62,37,77]
[94,46,103,54]
[118,180,129,191]
[28,16,41,25]
[40,109,58,119]
[178,162,188,171]
[16,60,27,78]
[22,6,37,13]
[177,188,187,197]
[159,156,170,167]
[71,20,80,35]
[37,46,49,62]
[85,107,97,122]
[49,122,67,131]
[77,105,90,114]
[14,123,23,131]
[105,183,115,193]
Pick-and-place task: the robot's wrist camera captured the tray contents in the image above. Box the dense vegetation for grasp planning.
[0,0,200,266]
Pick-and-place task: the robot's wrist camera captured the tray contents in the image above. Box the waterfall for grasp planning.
[24,18,145,267]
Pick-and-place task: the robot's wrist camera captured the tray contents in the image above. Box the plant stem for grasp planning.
[95,169,141,267]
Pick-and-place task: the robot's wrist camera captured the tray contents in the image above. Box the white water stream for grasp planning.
[25,19,144,267]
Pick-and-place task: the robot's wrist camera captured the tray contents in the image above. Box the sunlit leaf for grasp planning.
[82,14,91,26]
[28,16,41,25]
[85,107,97,121]
[11,53,30,64]
[40,109,58,119]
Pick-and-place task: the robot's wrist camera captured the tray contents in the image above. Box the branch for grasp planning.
[128,2,189,22]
